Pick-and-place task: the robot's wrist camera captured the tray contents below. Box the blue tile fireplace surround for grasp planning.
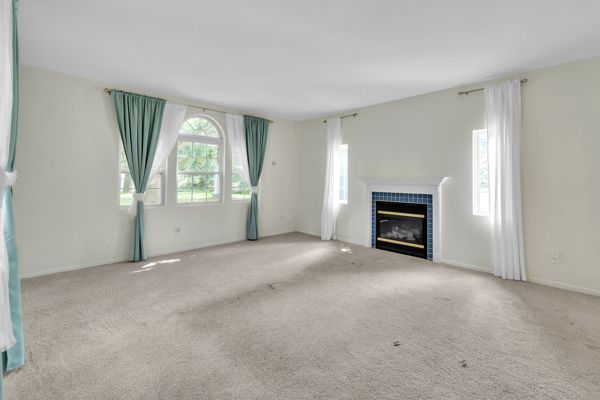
[371,192,433,260]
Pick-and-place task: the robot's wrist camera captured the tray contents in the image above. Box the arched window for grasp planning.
[176,115,223,203]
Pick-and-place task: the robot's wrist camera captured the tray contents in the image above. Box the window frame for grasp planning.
[339,143,348,205]
[118,145,166,209]
[176,114,224,206]
[472,129,489,217]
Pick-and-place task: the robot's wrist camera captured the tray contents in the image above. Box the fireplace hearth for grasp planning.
[375,201,427,259]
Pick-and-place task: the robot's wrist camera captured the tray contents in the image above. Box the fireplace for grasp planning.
[375,201,427,259]
[361,177,447,262]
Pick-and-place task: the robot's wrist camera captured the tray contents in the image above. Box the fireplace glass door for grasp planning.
[376,201,427,259]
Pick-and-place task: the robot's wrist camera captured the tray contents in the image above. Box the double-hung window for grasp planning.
[231,162,251,201]
[176,116,223,204]
[472,129,489,216]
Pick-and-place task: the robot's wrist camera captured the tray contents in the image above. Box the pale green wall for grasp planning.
[15,57,600,296]
[15,66,298,277]
[295,56,600,296]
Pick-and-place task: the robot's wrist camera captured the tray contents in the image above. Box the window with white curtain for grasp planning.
[176,115,223,204]
[339,144,348,204]
[231,161,251,201]
[472,129,489,216]
[119,145,164,207]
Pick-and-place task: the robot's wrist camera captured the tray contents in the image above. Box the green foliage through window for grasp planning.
[119,145,163,206]
[231,164,251,201]
[179,116,220,137]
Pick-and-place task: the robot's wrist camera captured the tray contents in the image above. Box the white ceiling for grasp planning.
[18,0,600,120]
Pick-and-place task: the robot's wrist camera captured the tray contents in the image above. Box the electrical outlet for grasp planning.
[550,251,561,265]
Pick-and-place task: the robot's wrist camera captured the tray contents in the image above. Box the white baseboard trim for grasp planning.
[527,276,600,297]
[21,256,131,279]
[440,259,490,273]
[335,235,365,247]
[21,230,296,279]
[440,259,600,297]
[262,230,298,238]
[295,229,320,238]
[297,231,366,247]
[22,231,600,298]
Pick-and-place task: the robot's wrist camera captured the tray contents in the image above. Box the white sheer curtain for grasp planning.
[128,102,187,215]
[226,113,250,185]
[485,79,526,281]
[321,117,341,240]
[0,0,16,351]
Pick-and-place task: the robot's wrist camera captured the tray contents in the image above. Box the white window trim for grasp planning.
[472,129,489,217]
[176,115,224,206]
[118,146,166,209]
[339,143,348,205]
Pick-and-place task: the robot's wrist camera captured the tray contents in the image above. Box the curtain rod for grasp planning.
[322,112,359,123]
[103,88,274,123]
[457,79,528,96]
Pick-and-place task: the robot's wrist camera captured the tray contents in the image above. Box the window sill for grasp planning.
[119,204,164,211]
[176,201,223,207]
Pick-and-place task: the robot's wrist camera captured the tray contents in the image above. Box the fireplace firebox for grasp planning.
[375,201,427,259]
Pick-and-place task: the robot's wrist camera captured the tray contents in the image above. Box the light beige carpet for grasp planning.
[5,233,600,399]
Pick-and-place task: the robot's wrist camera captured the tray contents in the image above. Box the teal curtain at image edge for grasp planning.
[112,91,165,261]
[244,116,269,240]
[2,0,24,381]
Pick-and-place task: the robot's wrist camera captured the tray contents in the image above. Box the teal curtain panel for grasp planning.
[244,116,269,240]
[112,91,165,261]
[3,0,24,377]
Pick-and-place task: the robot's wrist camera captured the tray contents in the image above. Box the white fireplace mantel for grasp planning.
[358,177,448,262]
